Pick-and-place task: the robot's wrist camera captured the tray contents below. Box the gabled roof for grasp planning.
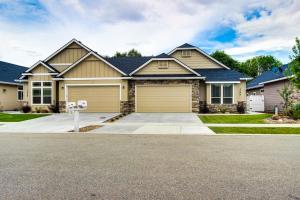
[195,69,251,82]
[168,43,231,70]
[176,43,196,48]
[155,53,172,58]
[24,60,58,73]
[105,56,153,74]
[44,38,92,62]
[0,61,27,85]
[57,51,127,77]
[247,64,290,89]
[129,57,201,76]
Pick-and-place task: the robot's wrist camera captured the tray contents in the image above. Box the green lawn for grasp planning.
[210,127,300,134]
[0,113,49,122]
[199,114,272,124]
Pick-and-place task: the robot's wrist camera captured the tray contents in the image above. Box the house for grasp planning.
[247,64,300,112]
[0,61,27,111]
[17,39,251,113]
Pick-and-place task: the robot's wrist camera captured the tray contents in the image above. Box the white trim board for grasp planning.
[57,51,127,77]
[129,57,201,76]
[53,77,132,81]
[259,76,293,85]
[0,81,22,86]
[168,47,230,70]
[25,61,56,73]
[206,81,240,84]
[132,77,205,80]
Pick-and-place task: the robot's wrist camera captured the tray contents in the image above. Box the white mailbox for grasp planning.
[77,100,87,109]
[67,102,76,111]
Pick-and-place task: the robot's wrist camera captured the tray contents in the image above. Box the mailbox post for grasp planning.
[67,100,87,132]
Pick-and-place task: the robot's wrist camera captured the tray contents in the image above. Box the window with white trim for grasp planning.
[17,85,23,101]
[181,50,192,57]
[32,81,52,104]
[211,83,234,104]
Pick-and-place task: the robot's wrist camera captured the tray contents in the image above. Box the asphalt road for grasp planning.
[0,133,299,200]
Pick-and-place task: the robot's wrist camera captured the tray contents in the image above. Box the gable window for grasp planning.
[181,50,192,57]
[17,85,23,101]
[157,61,168,69]
[32,81,52,105]
[211,83,234,104]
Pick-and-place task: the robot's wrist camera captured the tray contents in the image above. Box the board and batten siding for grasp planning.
[31,64,51,74]
[63,55,122,78]
[48,42,88,72]
[171,50,222,69]
[136,60,192,75]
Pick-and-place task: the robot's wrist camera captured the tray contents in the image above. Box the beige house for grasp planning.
[17,39,250,113]
[0,61,27,111]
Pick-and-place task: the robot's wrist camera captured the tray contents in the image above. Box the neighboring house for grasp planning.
[247,64,300,112]
[0,61,27,111]
[17,39,250,113]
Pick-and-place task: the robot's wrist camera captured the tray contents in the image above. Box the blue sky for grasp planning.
[0,0,299,66]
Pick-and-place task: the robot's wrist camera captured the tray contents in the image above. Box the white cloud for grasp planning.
[0,0,299,66]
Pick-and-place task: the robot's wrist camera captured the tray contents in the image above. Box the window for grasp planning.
[211,83,234,104]
[223,84,233,104]
[181,50,192,57]
[32,81,52,104]
[211,84,221,104]
[157,61,168,69]
[17,85,23,101]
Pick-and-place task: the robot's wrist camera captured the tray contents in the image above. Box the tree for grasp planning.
[211,50,240,71]
[113,49,142,57]
[289,37,300,89]
[278,84,294,116]
[239,55,282,78]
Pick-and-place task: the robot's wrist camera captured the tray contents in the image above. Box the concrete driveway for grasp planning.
[92,113,214,134]
[0,113,119,133]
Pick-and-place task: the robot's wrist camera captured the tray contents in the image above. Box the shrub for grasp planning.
[200,102,209,113]
[22,105,31,113]
[217,105,227,113]
[35,107,42,113]
[291,103,300,120]
[48,104,60,113]
[237,103,246,114]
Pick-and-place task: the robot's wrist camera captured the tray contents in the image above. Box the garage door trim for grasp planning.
[65,84,122,111]
[135,84,193,112]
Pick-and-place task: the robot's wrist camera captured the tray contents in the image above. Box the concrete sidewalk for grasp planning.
[92,113,215,135]
[206,123,300,127]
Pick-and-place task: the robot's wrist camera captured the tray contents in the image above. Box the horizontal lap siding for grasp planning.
[171,50,222,69]
[136,60,191,75]
[264,80,289,112]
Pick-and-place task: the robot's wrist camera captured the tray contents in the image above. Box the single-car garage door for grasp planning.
[67,85,120,112]
[136,85,192,113]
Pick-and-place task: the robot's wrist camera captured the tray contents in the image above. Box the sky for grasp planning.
[0,0,299,67]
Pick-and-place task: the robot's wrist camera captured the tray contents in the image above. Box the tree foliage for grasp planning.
[289,37,300,89]
[211,51,282,78]
[278,84,294,116]
[211,50,240,71]
[239,55,282,78]
[113,49,142,57]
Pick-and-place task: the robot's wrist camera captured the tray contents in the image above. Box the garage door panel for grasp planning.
[68,86,120,112]
[136,85,191,113]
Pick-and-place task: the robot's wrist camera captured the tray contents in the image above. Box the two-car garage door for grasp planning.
[136,85,192,113]
[67,85,120,112]
[67,85,192,113]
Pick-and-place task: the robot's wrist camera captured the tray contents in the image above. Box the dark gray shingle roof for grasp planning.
[0,61,27,84]
[105,56,153,74]
[176,43,196,48]
[195,69,250,81]
[246,64,290,89]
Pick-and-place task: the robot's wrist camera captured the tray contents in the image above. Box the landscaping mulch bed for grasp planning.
[265,117,300,124]
[70,125,102,132]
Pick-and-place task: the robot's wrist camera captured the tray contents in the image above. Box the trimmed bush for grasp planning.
[200,102,209,113]
[48,104,60,113]
[22,105,31,113]
[237,103,246,114]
